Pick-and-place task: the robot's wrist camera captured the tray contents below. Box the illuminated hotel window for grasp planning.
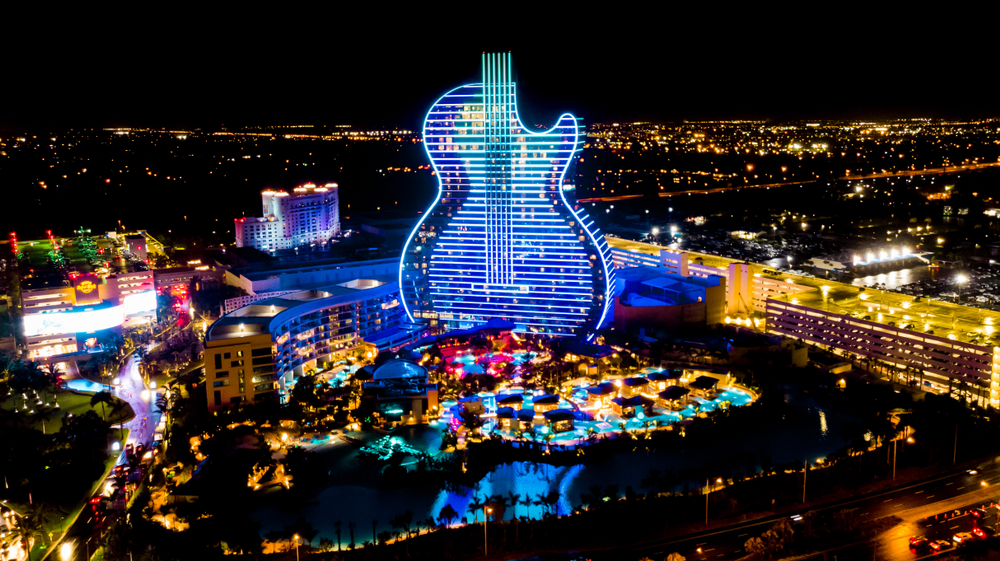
[399,53,613,337]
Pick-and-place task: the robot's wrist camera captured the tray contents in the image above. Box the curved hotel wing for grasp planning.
[204,278,420,410]
[399,53,614,338]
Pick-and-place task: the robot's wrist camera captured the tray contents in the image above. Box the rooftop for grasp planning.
[206,277,393,341]
[263,183,338,197]
[372,360,427,381]
[607,236,1000,348]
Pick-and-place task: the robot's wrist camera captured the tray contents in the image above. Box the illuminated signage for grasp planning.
[74,274,103,305]
[23,306,124,337]
[398,52,614,338]
[123,291,157,317]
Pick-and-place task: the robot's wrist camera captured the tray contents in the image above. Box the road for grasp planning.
[57,350,163,561]
[113,353,160,457]
[620,463,1000,561]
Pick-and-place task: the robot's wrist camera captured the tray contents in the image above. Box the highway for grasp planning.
[621,463,1000,561]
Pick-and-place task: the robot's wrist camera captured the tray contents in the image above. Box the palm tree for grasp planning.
[490,494,510,522]
[42,364,61,404]
[31,406,56,435]
[506,491,521,520]
[543,489,560,517]
[468,496,486,523]
[438,504,459,527]
[90,391,115,421]
[334,520,341,551]
[348,521,355,549]
[531,493,545,518]
[12,503,57,561]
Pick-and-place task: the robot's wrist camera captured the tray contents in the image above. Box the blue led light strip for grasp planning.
[399,53,614,337]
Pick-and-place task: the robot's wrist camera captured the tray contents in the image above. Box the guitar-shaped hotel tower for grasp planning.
[400,53,614,337]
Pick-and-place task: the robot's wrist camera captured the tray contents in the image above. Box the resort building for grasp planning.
[359,360,439,426]
[21,270,157,360]
[204,278,423,411]
[608,237,1000,409]
[612,265,726,335]
[234,184,340,252]
[399,53,614,338]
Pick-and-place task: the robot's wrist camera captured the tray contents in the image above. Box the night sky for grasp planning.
[4,9,995,130]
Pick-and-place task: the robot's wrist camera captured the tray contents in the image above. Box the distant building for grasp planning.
[203,277,423,411]
[234,184,340,252]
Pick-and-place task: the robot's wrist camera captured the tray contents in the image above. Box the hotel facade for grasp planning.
[399,53,614,338]
[610,239,1000,409]
[235,183,340,252]
[204,278,423,410]
[22,270,157,360]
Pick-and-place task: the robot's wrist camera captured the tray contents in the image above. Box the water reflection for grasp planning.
[429,463,583,524]
[251,384,856,541]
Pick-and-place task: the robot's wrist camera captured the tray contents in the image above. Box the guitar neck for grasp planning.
[483,52,515,286]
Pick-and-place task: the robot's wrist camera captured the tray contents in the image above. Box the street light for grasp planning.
[956,274,968,302]
[484,506,492,555]
[293,534,300,561]
[705,477,722,524]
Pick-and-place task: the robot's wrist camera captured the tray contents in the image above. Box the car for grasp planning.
[973,526,994,539]
[972,507,988,519]
[968,469,979,475]
[953,532,975,544]
[909,536,929,550]
[930,540,952,552]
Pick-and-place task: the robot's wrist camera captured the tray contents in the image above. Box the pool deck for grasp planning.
[440,380,755,447]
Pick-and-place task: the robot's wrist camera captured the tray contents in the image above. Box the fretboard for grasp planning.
[483,52,513,286]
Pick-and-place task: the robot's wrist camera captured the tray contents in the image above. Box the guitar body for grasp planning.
[400,53,613,337]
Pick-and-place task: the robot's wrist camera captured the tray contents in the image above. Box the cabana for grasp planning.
[610,396,637,418]
[657,386,691,409]
[620,377,650,398]
[516,408,537,431]
[646,369,683,391]
[543,409,576,433]
[688,375,720,399]
[496,394,524,411]
[532,394,560,415]
[585,383,616,409]
[458,395,485,415]
[496,407,518,431]
[631,395,656,417]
